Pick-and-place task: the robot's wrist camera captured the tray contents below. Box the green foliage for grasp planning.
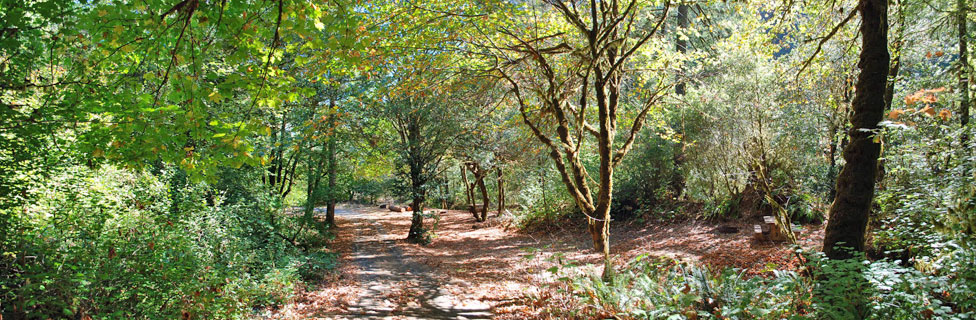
[872,96,975,258]
[614,133,682,219]
[809,249,975,319]
[701,195,742,220]
[546,250,976,319]
[548,256,812,319]
[0,165,334,318]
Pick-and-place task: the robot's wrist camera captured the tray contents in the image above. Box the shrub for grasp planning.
[548,256,813,319]
[0,165,334,318]
[543,249,976,319]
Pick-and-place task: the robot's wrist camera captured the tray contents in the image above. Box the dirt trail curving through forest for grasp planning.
[316,206,492,319]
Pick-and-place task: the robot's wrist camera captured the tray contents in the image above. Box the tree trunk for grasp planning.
[477,173,489,222]
[586,208,610,255]
[878,0,905,184]
[669,3,689,198]
[675,3,689,95]
[302,154,324,229]
[406,163,427,242]
[325,138,337,227]
[823,0,889,260]
[959,0,970,131]
[460,163,474,214]
[407,197,425,241]
[497,167,505,216]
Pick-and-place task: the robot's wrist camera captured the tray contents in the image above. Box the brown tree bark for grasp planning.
[497,167,505,216]
[460,163,475,217]
[877,2,904,184]
[476,173,489,222]
[884,5,904,111]
[670,3,689,199]
[823,0,889,260]
[325,138,337,227]
[405,116,427,242]
[675,3,689,95]
[465,162,490,222]
[407,197,425,241]
[959,0,970,131]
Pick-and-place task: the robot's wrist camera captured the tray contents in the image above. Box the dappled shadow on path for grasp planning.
[283,205,824,319]
[311,207,491,320]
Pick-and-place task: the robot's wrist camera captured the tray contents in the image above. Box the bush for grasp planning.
[0,165,334,318]
[543,249,976,319]
[547,256,812,319]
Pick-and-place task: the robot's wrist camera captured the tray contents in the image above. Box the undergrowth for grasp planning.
[535,249,976,319]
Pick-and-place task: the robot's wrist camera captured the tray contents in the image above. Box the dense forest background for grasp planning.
[2,0,975,318]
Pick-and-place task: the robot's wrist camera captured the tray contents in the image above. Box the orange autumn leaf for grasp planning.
[905,88,943,106]
[935,51,945,57]
[939,109,952,121]
[920,106,937,117]
[888,109,905,119]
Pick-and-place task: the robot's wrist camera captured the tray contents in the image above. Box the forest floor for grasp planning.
[270,205,824,319]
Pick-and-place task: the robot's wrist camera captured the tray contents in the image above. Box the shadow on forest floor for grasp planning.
[272,205,824,319]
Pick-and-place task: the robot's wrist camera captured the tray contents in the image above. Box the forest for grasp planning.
[1,0,975,319]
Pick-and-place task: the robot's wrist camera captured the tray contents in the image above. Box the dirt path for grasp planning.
[279,205,824,319]
[318,207,491,319]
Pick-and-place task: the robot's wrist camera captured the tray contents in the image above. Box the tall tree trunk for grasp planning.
[460,163,474,214]
[405,119,427,242]
[497,167,505,216]
[823,0,889,260]
[675,3,689,95]
[302,154,324,230]
[884,21,903,110]
[592,64,615,262]
[878,0,905,184]
[669,3,689,198]
[441,175,449,210]
[477,173,489,222]
[959,0,970,132]
[325,138,337,226]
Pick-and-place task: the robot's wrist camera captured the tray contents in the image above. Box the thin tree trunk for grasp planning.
[823,0,889,260]
[477,173,489,222]
[879,0,905,184]
[299,151,324,237]
[497,167,505,216]
[325,138,337,226]
[441,173,449,209]
[670,3,689,199]
[959,0,970,131]
[460,163,474,213]
[675,3,688,95]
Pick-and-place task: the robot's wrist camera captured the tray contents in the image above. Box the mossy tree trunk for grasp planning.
[823,0,889,260]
